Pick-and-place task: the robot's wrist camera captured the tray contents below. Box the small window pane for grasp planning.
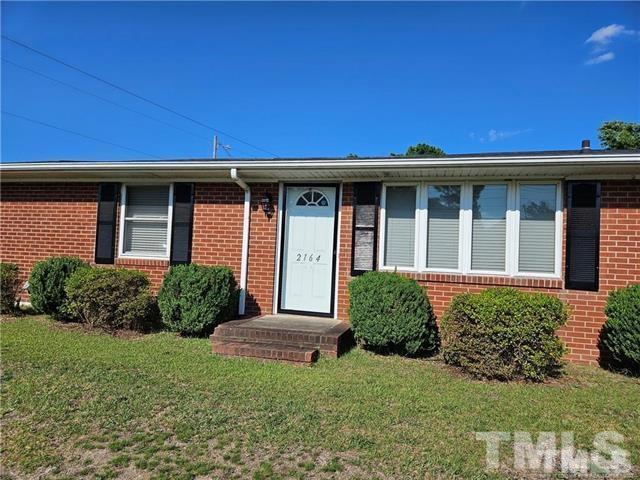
[384,186,416,267]
[472,184,507,271]
[126,185,169,218]
[123,221,168,256]
[427,185,460,269]
[519,184,557,273]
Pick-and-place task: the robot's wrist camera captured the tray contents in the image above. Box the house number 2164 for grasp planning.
[296,253,321,262]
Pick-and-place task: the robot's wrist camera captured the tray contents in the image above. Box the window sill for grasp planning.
[116,257,170,267]
[390,270,564,289]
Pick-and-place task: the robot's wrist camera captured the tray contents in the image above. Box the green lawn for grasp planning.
[1,316,639,480]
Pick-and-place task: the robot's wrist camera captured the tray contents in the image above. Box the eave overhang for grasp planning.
[1,153,639,183]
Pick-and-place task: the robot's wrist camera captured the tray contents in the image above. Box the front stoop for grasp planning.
[210,315,353,364]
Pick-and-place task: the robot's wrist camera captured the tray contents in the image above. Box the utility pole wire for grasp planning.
[2,58,211,143]
[2,110,163,159]
[2,35,279,158]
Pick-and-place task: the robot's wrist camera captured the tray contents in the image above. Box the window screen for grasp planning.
[519,184,556,273]
[471,184,507,271]
[384,186,416,268]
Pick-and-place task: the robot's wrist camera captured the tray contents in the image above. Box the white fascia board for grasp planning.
[1,153,639,179]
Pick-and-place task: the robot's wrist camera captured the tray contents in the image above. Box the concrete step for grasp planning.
[211,339,319,364]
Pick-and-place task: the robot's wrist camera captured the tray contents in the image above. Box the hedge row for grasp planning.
[7,256,638,379]
[18,257,238,336]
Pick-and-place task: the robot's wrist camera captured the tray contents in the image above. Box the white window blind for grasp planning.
[384,186,416,268]
[123,185,170,257]
[427,185,460,269]
[471,184,507,271]
[519,184,557,273]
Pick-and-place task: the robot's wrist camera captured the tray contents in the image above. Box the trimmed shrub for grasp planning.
[65,268,157,331]
[0,263,21,313]
[599,284,640,376]
[158,264,239,336]
[348,271,439,356]
[441,288,568,381]
[29,256,88,319]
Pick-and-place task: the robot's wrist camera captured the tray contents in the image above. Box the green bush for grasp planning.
[158,264,239,336]
[441,288,568,381]
[0,263,21,313]
[65,267,157,331]
[348,272,439,356]
[28,256,88,319]
[599,284,640,376]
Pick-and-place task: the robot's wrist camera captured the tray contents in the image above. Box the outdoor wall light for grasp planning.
[260,192,274,218]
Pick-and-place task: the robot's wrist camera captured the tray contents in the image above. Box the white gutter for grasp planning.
[231,168,250,316]
[2,152,639,173]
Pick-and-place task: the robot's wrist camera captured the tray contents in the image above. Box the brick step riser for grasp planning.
[211,341,319,364]
[212,328,338,348]
[212,335,339,357]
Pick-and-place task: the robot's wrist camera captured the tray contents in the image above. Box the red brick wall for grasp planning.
[0,181,278,316]
[0,183,98,287]
[337,180,640,364]
[191,183,244,281]
[336,183,353,320]
[245,183,280,316]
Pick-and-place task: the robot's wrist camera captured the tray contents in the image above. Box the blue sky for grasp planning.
[1,2,639,161]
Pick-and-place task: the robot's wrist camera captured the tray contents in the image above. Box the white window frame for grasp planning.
[513,180,563,278]
[118,183,174,260]
[378,180,563,279]
[378,182,420,271]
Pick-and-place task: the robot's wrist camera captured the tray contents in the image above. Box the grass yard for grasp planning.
[1,316,639,479]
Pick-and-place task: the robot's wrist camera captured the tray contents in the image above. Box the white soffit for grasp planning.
[1,152,639,182]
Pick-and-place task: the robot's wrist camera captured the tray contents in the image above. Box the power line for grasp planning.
[2,110,163,159]
[2,58,211,143]
[2,35,279,158]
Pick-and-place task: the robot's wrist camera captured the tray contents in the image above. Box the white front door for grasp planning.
[280,186,337,315]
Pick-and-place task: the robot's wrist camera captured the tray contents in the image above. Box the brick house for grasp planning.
[1,145,639,364]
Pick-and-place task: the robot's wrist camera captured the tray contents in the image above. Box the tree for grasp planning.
[598,121,640,150]
[391,143,446,158]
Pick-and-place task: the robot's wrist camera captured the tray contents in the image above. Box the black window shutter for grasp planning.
[170,183,195,265]
[95,183,119,264]
[351,182,381,276]
[565,181,601,291]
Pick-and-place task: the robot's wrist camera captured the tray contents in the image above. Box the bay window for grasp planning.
[119,184,173,259]
[380,181,561,277]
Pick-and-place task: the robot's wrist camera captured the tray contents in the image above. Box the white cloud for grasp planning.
[585,24,631,46]
[584,24,639,63]
[470,129,533,143]
[488,128,533,142]
[585,52,615,65]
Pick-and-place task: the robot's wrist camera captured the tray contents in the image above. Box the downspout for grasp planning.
[231,168,250,316]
